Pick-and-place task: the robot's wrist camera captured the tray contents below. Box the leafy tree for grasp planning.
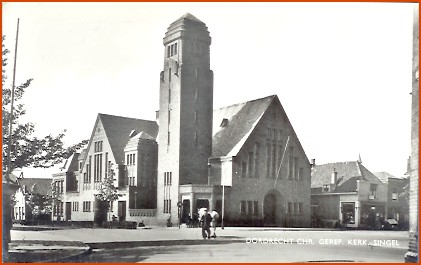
[49,181,62,220]
[2,35,88,175]
[26,184,51,219]
[95,163,121,221]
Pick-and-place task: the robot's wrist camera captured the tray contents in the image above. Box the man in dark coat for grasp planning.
[201,209,212,239]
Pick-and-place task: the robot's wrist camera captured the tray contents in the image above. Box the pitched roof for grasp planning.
[311,161,383,192]
[373,171,404,183]
[124,131,156,150]
[58,153,80,173]
[98,114,158,164]
[212,95,275,157]
[19,178,52,196]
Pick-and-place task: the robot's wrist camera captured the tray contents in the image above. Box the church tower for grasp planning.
[157,14,213,224]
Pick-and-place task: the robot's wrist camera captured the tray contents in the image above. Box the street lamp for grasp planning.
[177,201,182,229]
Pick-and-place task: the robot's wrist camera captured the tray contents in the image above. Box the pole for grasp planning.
[221,185,225,229]
[3,19,20,262]
[274,136,290,188]
[6,18,20,180]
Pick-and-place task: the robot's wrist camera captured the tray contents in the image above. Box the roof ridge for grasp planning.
[98,113,154,123]
[315,161,359,166]
[214,95,276,112]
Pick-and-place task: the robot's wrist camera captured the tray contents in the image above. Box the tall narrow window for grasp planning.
[240,201,246,215]
[167,46,171,58]
[168,110,171,125]
[247,201,253,216]
[169,68,171,82]
[272,144,277,178]
[294,203,298,215]
[105,153,108,178]
[294,157,298,179]
[174,43,177,55]
[288,147,293,180]
[88,156,92,182]
[298,167,303,181]
[287,202,292,214]
[241,162,247,178]
[254,143,260,178]
[277,144,282,179]
[266,144,271,178]
[168,131,170,146]
[248,153,253,178]
[253,201,259,216]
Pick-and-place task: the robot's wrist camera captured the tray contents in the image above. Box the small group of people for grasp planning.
[199,208,219,240]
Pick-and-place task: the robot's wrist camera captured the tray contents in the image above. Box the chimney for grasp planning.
[406,156,411,175]
[311,159,316,168]
[155,110,159,124]
[331,168,338,185]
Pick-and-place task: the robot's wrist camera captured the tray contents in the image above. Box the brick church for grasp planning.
[53,13,311,227]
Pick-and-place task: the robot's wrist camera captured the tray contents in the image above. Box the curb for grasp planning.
[8,240,92,263]
[88,237,244,249]
[51,246,92,263]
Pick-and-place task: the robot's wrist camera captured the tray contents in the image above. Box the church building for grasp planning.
[156,14,311,227]
[52,13,311,227]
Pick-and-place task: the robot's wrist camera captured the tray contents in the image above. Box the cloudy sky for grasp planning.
[2,2,416,178]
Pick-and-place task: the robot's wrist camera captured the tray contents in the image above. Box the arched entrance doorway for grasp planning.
[263,190,282,226]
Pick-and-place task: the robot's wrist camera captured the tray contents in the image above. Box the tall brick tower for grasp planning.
[157,13,213,224]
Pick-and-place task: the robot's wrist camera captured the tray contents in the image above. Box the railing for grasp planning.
[129,209,156,217]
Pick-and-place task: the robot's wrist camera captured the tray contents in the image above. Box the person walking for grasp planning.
[210,210,219,238]
[201,208,212,239]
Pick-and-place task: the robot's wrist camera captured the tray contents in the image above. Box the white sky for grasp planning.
[2,2,417,178]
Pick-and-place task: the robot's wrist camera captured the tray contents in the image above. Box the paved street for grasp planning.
[11,227,409,262]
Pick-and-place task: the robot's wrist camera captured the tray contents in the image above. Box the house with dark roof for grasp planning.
[311,160,387,228]
[53,113,158,224]
[13,177,52,221]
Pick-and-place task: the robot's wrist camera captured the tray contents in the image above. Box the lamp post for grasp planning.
[177,201,182,229]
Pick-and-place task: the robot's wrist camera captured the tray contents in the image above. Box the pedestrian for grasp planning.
[210,209,219,238]
[200,208,212,239]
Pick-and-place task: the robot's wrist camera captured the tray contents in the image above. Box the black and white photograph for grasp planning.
[2,2,419,263]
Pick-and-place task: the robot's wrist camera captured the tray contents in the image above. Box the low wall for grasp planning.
[126,209,157,225]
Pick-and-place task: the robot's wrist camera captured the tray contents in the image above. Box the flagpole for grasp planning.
[274,136,290,188]
[6,18,20,180]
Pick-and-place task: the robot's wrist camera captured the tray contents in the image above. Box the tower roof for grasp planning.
[178,13,203,23]
[164,13,210,45]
